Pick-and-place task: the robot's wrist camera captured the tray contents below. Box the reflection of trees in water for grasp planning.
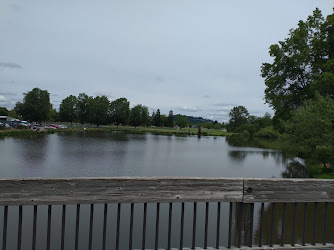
[228,150,287,166]
[226,136,283,149]
[228,151,248,162]
[58,130,131,142]
[226,137,307,177]
[282,160,308,178]
[253,202,334,246]
[18,134,49,169]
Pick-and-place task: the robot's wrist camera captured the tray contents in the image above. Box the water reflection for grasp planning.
[281,160,308,178]
[253,202,334,246]
[226,136,306,178]
[228,151,248,162]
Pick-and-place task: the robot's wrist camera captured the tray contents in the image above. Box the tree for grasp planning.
[59,95,78,124]
[175,114,189,128]
[228,106,249,132]
[0,107,9,116]
[48,108,59,122]
[153,109,161,127]
[262,9,334,124]
[140,105,150,126]
[8,109,21,119]
[160,115,168,127]
[16,88,51,122]
[93,95,110,126]
[284,93,334,168]
[110,98,130,127]
[168,110,174,128]
[77,93,90,125]
[130,104,149,128]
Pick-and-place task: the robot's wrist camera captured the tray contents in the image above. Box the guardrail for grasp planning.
[0,177,334,250]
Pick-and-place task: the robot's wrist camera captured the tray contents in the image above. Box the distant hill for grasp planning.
[174,115,214,125]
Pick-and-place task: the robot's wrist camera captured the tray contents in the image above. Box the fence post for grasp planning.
[231,202,254,247]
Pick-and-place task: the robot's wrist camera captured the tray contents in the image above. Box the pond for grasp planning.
[0,131,295,178]
[0,131,318,250]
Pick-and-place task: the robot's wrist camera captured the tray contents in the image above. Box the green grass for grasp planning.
[0,128,57,138]
[59,125,233,137]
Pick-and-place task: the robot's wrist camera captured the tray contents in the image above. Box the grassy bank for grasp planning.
[0,125,232,138]
[65,125,233,137]
[0,128,57,138]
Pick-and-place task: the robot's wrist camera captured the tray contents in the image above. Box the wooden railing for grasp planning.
[0,177,334,250]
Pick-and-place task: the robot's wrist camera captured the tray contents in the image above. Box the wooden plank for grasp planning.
[243,178,334,203]
[0,177,243,205]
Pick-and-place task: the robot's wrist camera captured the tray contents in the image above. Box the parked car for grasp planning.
[58,125,68,129]
[49,124,59,129]
[20,121,30,126]
[44,125,56,129]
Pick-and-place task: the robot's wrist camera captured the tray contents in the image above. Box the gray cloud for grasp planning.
[0,95,7,102]
[0,92,17,96]
[0,62,22,69]
[94,92,113,99]
[201,95,210,99]
[9,3,20,11]
[214,108,231,112]
[212,103,237,107]
[178,106,202,112]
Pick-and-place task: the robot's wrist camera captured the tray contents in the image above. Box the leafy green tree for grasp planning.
[77,93,90,125]
[228,106,249,132]
[59,95,78,124]
[284,94,334,167]
[213,122,223,130]
[199,122,213,129]
[160,115,168,127]
[168,110,174,128]
[130,105,141,128]
[175,114,189,128]
[8,109,21,119]
[48,108,59,122]
[0,107,9,116]
[262,9,334,124]
[16,88,51,122]
[141,105,150,126]
[93,95,110,126]
[130,104,149,128]
[110,98,130,127]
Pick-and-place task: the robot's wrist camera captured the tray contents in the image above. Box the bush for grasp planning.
[254,126,279,138]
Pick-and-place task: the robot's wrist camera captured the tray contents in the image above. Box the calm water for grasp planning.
[0,131,291,178]
[1,131,325,250]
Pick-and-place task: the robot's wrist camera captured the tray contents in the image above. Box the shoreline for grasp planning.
[0,126,233,138]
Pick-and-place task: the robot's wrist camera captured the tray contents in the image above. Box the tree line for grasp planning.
[1,88,209,129]
[0,89,176,128]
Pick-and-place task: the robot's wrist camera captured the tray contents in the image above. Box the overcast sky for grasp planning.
[0,0,333,122]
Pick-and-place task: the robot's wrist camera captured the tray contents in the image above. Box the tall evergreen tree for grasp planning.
[168,110,174,128]
[153,109,161,127]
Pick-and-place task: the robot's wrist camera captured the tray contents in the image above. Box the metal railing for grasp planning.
[0,177,334,249]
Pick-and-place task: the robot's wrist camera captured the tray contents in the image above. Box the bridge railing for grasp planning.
[0,177,334,250]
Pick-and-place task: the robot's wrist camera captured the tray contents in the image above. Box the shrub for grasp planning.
[254,126,279,139]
